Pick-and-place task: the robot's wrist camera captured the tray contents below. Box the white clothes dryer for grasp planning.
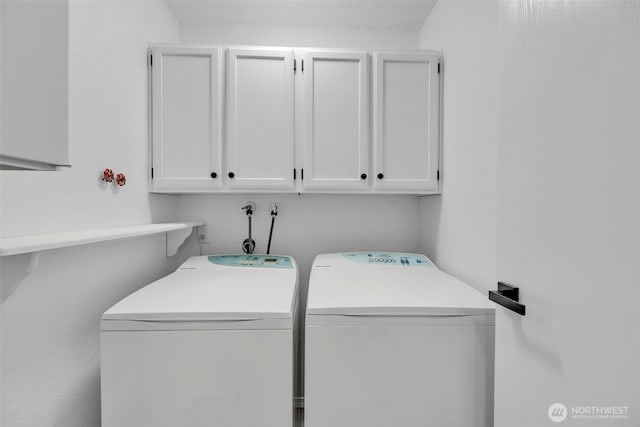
[305,252,495,427]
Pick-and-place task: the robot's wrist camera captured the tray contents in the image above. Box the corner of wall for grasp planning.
[414,0,498,293]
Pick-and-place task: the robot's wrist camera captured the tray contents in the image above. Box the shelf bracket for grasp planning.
[1,252,40,302]
[166,227,195,257]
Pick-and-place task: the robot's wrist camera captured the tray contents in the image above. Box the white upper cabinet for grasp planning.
[373,52,441,192]
[226,48,295,190]
[1,0,69,170]
[151,46,223,191]
[301,50,369,191]
[149,45,442,194]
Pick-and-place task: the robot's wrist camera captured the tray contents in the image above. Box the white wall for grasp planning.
[0,2,186,426]
[1,0,69,166]
[180,194,420,275]
[419,1,640,426]
[181,23,419,49]
[0,1,179,237]
[418,0,498,294]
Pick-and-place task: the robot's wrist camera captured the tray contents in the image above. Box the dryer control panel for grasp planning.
[342,252,433,266]
[208,255,293,269]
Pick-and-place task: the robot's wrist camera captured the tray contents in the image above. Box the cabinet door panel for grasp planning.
[227,49,295,190]
[1,0,69,170]
[152,46,222,191]
[373,52,440,192]
[302,51,369,190]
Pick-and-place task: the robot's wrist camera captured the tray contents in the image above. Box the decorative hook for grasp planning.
[101,169,126,188]
[102,168,115,182]
[115,173,127,187]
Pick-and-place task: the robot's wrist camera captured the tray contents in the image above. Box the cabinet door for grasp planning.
[227,48,295,190]
[301,50,369,191]
[373,52,441,193]
[151,46,222,191]
[1,0,69,170]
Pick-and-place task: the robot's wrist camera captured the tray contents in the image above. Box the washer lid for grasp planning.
[306,252,494,317]
[102,255,297,325]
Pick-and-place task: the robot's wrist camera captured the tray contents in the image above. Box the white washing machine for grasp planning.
[101,254,298,427]
[305,252,495,427]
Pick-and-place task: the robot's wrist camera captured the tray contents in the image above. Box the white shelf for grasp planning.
[0,221,205,257]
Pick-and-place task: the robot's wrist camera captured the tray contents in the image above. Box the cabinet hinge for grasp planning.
[301,60,304,72]
[301,168,304,181]
[149,54,153,67]
[151,167,154,178]
[437,170,440,181]
[437,62,440,74]
[294,59,297,73]
[293,168,297,180]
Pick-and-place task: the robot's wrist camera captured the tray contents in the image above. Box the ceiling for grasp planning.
[165,0,438,30]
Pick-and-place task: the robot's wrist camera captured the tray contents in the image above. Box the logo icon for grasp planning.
[548,403,568,423]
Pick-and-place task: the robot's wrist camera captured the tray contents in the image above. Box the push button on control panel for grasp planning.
[343,252,433,267]
[208,255,293,269]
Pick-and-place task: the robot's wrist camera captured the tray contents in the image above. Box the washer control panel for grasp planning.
[342,252,433,266]
[208,255,293,269]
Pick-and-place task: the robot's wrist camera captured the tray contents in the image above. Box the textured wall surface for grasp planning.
[0,0,179,237]
[180,23,419,49]
[0,2,184,426]
[418,0,498,294]
[419,1,640,425]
